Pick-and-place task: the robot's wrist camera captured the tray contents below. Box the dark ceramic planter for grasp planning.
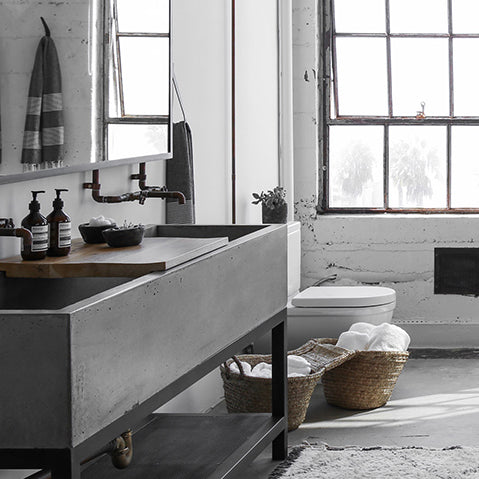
[262,203,288,224]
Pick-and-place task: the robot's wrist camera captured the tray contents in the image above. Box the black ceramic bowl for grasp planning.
[78,223,117,244]
[102,225,145,247]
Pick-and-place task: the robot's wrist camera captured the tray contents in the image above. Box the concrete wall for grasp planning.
[292,0,479,347]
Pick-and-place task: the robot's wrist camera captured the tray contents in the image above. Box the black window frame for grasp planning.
[102,0,172,162]
[319,0,479,214]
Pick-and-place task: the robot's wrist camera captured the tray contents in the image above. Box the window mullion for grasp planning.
[330,0,340,118]
[385,0,393,117]
[448,0,454,117]
[447,123,452,209]
[113,0,126,118]
[384,124,389,209]
[447,0,453,210]
[321,0,333,211]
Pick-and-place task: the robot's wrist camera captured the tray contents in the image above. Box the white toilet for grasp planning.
[287,286,396,349]
[254,222,397,352]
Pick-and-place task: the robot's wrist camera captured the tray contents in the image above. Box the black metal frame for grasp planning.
[103,0,172,162]
[320,0,479,214]
[0,310,287,478]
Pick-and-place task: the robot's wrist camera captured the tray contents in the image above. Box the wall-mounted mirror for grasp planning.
[0,0,171,184]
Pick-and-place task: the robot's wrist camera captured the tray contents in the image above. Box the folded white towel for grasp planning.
[229,360,252,376]
[349,322,376,335]
[246,356,312,378]
[251,368,272,379]
[336,330,370,351]
[367,323,410,352]
[288,355,312,375]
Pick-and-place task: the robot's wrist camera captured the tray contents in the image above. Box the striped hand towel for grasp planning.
[22,19,64,166]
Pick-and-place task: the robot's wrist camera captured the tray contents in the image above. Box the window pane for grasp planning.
[329,126,384,207]
[391,39,449,117]
[390,0,448,33]
[451,126,479,207]
[119,37,169,116]
[389,126,447,208]
[453,39,479,116]
[117,0,169,33]
[108,124,168,161]
[452,0,479,34]
[334,0,385,33]
[336,38,388,116]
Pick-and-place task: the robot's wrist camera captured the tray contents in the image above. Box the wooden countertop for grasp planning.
[0,237,229,278]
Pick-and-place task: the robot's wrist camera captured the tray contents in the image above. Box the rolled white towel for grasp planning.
[349,322,376,335]
[288,355,312,375]
[250,363,272,378]
[289,372,307,378]
[89,215,114,227]
[336,330,370,351]
[229,360,252,376]
[367,323,410,351]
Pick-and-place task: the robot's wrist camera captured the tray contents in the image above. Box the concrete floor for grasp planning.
[240,358,479,478]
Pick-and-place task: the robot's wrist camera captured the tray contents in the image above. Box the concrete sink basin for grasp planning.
[0,224,287,452]
[0,275,130,310]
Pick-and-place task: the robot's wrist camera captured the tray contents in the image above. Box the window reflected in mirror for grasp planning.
[104,0,171,161]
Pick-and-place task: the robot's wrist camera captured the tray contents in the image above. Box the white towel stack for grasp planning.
[229,354,312,378]
[336,322,410,352]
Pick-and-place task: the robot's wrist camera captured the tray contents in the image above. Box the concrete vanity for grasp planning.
[0,224,288,478]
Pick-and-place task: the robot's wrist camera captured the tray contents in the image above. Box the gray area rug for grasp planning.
[269,443,479,478]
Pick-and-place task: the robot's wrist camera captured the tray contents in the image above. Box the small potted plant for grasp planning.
[252,186,288,224]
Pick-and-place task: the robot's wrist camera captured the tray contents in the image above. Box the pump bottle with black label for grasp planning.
[21,190,48,260]
[47,189,71,256]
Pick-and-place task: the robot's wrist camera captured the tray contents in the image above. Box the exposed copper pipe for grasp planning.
[24,430,134,479]
[231,0,236,224]
[0,218,33,248]
[83,169,185,205]
[110,429,133,469]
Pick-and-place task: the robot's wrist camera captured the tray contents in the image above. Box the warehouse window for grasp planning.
[103,0,170,161]
[320,0,479,213]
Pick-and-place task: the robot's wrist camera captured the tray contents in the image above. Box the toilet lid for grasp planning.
[291,286,396,308]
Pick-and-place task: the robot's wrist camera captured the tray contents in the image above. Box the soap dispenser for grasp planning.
[21,190,48,260]
[47,189,71,256]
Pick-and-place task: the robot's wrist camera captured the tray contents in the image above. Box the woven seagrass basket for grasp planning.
[220,339,355,431]
[321,338,409,410]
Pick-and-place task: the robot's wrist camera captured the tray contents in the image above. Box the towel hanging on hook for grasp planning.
[167,71,195,224]
[21,17,64,166]
[40,17,51,37]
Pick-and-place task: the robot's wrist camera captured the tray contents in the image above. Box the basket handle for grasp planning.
[223,355,246,379]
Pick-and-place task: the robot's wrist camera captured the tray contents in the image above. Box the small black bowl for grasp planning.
[78,223,117,244]
[102,225,145,247]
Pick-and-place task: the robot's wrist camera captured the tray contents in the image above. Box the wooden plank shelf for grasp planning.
[82,414,286,479]
[0,237,228,278]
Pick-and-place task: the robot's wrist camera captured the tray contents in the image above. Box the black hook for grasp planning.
[40,17,51,37]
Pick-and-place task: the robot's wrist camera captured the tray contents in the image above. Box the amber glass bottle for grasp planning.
[47,189,71,256]
[21,190,48,260]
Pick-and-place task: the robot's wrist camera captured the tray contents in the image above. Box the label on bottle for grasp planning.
[31,225,49,252]
[58,222,72,248]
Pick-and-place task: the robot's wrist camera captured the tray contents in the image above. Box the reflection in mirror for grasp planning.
[103,0,171,162]
[0,0,171,183]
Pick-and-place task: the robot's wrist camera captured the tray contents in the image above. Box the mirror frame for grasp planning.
[0,0,172,186]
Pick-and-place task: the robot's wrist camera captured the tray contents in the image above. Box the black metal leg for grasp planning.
[271,310,287,460]
[51,449,80,479]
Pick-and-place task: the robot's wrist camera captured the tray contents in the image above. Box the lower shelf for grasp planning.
[82,413,286,479]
